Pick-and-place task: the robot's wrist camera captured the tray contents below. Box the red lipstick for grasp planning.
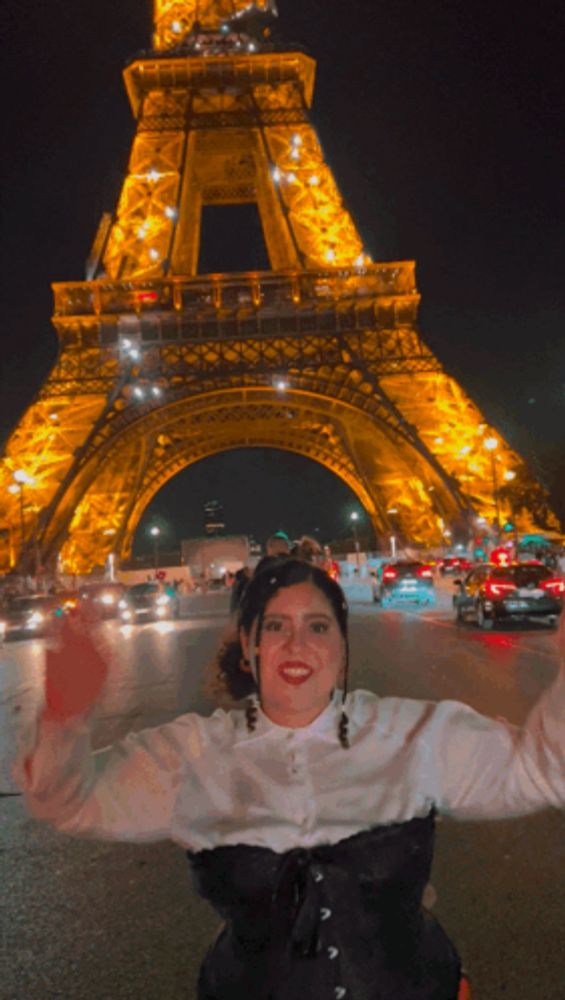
[277,661,313,686]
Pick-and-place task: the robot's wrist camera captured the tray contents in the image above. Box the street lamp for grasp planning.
[350,511,361,567]
[483,436,500,538]
[8,469,36,576]
[386,508,398,559]
[150,525,161,571]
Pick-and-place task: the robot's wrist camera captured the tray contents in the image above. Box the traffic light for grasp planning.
[503,522,515,533]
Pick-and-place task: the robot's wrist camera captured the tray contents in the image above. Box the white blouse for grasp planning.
[16,672,565,853]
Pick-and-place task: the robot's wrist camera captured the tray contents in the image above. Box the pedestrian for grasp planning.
[15,558,565,999]
[321,544,340,581]
[229,564,252,616]
[289,534,321,563]
[252,530,292,577]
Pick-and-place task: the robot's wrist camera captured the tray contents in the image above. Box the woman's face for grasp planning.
[241,581,346,728]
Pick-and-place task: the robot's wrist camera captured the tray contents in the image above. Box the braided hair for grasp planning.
[215,558,350,747]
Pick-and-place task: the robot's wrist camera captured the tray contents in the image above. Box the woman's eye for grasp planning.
[263,619,283,632]
[310,621,329,634]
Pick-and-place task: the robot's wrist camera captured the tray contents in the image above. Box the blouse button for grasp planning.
[320,907,332,921]
[327,946,339,960]
[334,988,347,999]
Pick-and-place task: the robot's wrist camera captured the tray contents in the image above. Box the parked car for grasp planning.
[453,562,564,629]
[118,582,179,623]
[78,581,125,618]
[0,594,67,641]
[373,561,435,607]
[438,555,472,576]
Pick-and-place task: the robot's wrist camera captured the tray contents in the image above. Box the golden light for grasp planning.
[503,470,516,481]
[483,436,498,451]
[13,469,35,485]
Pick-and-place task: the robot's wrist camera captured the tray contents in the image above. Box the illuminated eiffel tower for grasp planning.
[0,1,557,574]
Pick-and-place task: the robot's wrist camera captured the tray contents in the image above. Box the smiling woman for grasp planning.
[214,560,349,732]
[14,557,565,999]
[252,581,345,727]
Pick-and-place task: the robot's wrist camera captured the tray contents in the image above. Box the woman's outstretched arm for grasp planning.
[428,616,565,819]
[13,615,197,842]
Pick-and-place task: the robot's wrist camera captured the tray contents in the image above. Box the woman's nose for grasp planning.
[282,624,302,649]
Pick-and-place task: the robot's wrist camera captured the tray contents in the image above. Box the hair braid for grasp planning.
[338,633,350,749]
[245,698,258,734]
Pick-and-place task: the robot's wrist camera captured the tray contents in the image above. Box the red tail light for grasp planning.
[382,568,397,581]
[484,580,516,598]
[541,578,565,596]
[417,566,433,578]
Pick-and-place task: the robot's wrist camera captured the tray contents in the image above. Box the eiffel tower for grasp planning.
[0,1,556,575]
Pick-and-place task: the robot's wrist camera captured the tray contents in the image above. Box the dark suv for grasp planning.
[119,582,179,623]
[453,563,564,629]
[438,555,472,576]
[0,594,66,640]
[373,561,435,607]
[78,581,125,618]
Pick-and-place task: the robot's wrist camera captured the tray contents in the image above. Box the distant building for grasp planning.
[181,535,252,582]
[203,499,225,536]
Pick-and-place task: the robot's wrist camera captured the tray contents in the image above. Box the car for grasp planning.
[453,563,564,629]
[373,561,435,607]
[52,589,80,614]
[0,594,67,641]
[438,555,472,576]
[78,581,125,618]
[118,582,180,623]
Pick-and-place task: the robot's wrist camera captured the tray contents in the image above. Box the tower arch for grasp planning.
[54,383,465,571]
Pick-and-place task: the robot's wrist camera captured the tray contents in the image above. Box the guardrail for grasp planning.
[53,264,417,320]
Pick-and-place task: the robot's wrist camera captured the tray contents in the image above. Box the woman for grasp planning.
[17,559,565,999]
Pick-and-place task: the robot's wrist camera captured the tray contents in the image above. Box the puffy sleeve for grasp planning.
[13,710,203,842]
[427,663,565,819]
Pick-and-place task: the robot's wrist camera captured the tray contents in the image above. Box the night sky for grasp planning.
[2,0,564,552]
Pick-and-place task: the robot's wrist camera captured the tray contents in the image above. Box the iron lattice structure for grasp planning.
[0,2,556,574]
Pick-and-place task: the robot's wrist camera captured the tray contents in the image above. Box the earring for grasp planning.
[245,698,258,734]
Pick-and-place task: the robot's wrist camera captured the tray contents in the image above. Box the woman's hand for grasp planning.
[44,610,109,722]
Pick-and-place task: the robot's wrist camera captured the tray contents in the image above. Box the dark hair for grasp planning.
[252,553,289,579]
[213,558,349,703]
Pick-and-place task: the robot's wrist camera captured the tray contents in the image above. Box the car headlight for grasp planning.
[156,605,168,617]
[156,594,170,606]
[28,611,44,626]
[118,599,127,609]
[100,593,115,605]
[121,609,133,621]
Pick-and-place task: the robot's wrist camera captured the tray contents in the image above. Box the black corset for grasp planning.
[187,814,461,1000]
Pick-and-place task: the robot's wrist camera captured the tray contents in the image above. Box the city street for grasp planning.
[1,583,564,999]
